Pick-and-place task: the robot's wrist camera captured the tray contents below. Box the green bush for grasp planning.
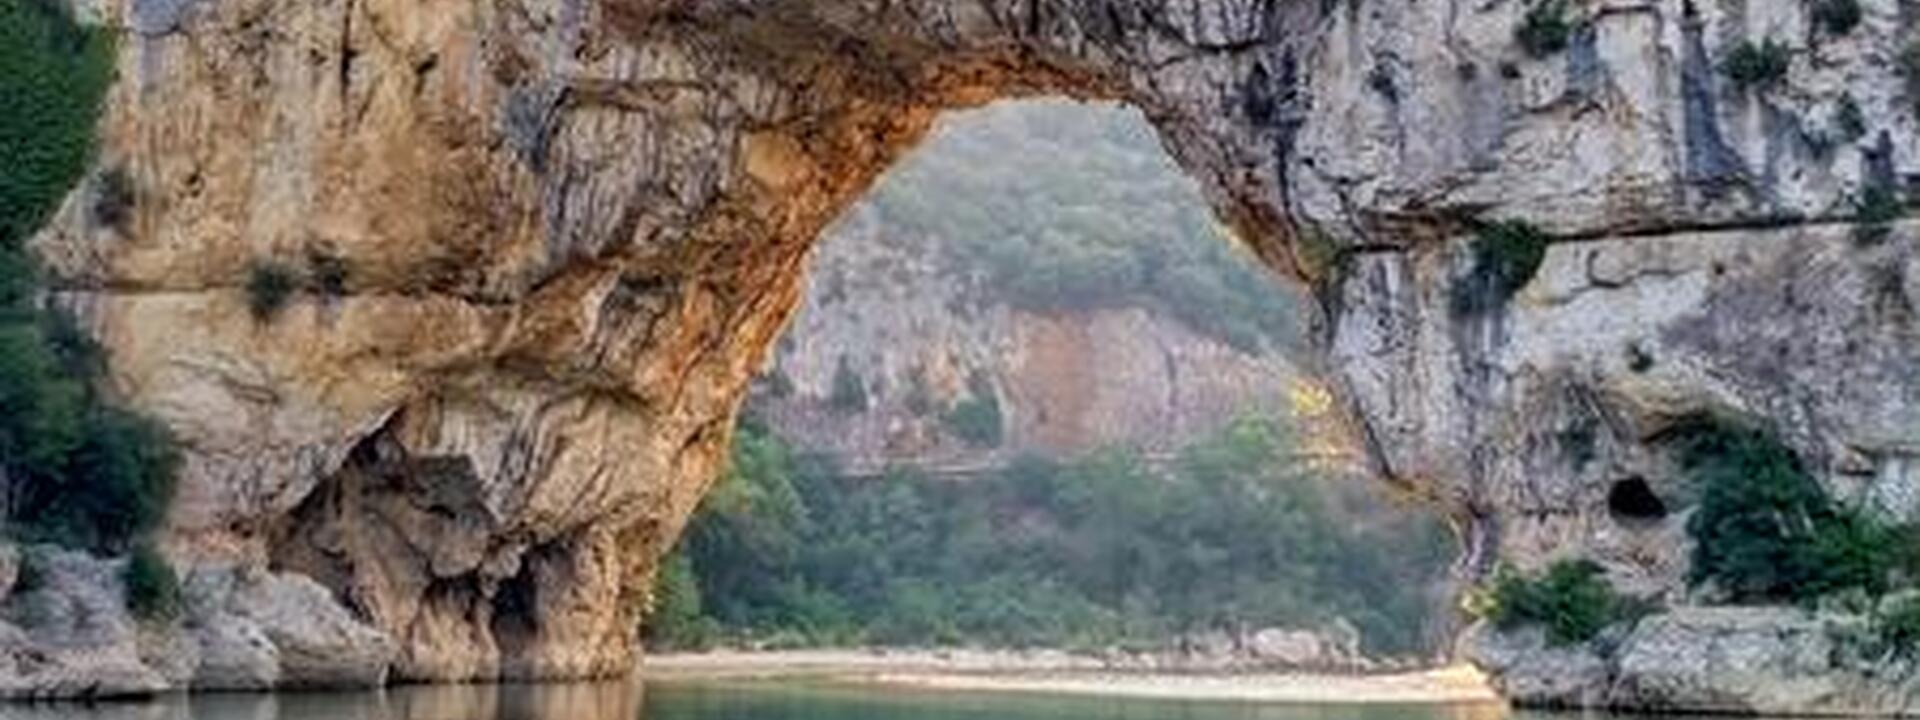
[943,396,1003,448]
[1484,559,1623,646]
[1878,596,1920,656]
[1811,0,1862,36]
[1516,0,1575,58]
[1853,184,1907,245]
[941,371,1003,448]
[1452,220,1551,315]
[122,543,178,621]
[1676,415,1903,603]
[21,406,180,551]
[1723,39,1792,91]
[245,260,298,321]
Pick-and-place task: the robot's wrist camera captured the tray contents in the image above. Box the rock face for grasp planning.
[1468,606,1920,716]
[0,546,396,699]
[751,180,1317,475]
[21,0,1920,704]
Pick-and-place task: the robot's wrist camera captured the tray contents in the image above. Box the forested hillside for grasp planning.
[647,101,1456,659]
[648,418,1453,656]
[864,100,1301,354]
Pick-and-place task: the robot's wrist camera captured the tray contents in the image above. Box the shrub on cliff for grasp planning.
[245,260,299,321]
[1452,219,1550,315]
[1676,415,1904,603]
[1877,596,1920,656]
[122,543,179,621]
[1483,559,1624,646]
[1723,39,1792,91]
[941,371,1003,448]
[1853,183,1908,245]
[1515,0,1575,58]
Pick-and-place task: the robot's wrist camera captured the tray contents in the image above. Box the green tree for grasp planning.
[1484,559,1623,646]
[1677,415,1902,603]
[0,0,181,559]
[1,0,116,244]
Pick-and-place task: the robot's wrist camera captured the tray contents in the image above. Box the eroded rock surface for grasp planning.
[1468,606,1920,715]
[19,0,1920,705]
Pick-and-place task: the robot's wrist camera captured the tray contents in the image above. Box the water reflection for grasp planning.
[0,678,1534,720]
[0,680,641,720]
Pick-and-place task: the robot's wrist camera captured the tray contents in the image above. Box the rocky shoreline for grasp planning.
[0,545,393,700]
[1469,606,1920,717]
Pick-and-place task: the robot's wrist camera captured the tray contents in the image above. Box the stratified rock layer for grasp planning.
[15,0,1919,706]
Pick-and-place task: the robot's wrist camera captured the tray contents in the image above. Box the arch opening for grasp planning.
[646,98,1459,666]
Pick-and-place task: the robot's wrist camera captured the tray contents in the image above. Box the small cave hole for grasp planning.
[1607,477,1668,525]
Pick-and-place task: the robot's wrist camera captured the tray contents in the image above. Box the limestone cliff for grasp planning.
[7,0,1918,707]
[748,101,1317,473]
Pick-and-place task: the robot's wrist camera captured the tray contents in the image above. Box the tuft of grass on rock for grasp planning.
[122,543,178,621]
[1723,38,1792,91]
[1853,184,1908,245]
[1516,0,1575,58]
[1451,219,1551,316]
[245,260,299,321]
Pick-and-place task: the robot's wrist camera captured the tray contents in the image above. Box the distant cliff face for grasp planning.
[12,0,1919,704]
[749,103,1320,472]
[756,214,1307,472]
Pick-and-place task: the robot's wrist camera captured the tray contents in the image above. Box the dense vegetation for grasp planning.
[1,0,181,612]
[1476,415,1920,645]
[1675,415,1909,604]
[647,416,1453,656]
[866,101,1303,354]
[1482,560,1627,646]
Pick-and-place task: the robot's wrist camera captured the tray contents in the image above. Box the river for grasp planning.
[0,678,1551,720]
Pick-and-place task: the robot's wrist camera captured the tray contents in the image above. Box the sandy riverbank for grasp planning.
[642,650,1500,704]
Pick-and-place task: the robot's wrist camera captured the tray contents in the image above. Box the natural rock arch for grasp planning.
[36,0,1920,687]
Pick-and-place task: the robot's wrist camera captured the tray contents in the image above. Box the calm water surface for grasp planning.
[0,679,1556,720]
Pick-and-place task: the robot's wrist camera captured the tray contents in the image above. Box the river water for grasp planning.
[0,679,1538,720]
